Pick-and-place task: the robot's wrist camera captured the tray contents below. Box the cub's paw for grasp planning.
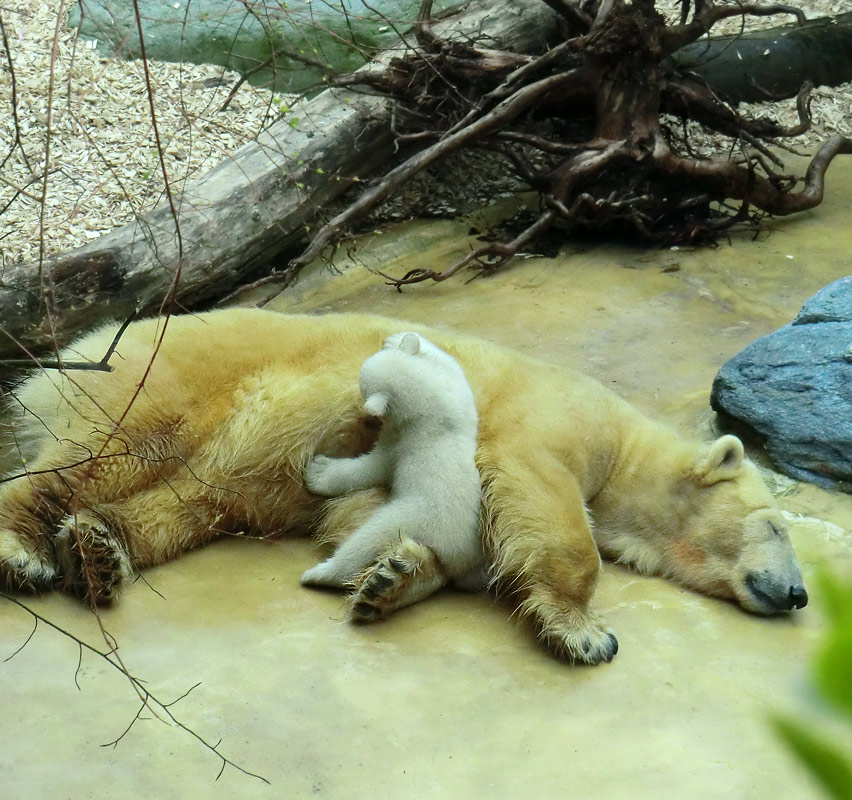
[303,455,338,497]
[350,539,445,623]
[55,513,131,606]
[0,528,57,592]
[349,556,413,623]
[539,613,619,666]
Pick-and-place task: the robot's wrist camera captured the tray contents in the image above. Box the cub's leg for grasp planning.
[303,450,390,497]
[349,537,449,622]
[480,450,618,665]
[310,491,455,618]
[300,500,415,587]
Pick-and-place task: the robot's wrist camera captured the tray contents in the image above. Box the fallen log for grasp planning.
[674,12,852,103]
[3,1,851,364]
[0,0,557,363]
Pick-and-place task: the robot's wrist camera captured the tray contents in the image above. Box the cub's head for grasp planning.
[358,332,476,425]
[667,435,807,615]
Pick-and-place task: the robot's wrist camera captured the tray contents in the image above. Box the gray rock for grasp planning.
[710,276,852,492]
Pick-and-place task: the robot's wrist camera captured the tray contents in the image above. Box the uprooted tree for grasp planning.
[2,0,851,361]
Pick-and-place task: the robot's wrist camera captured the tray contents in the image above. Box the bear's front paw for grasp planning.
[54,513,131,606]
[303,455,337,496]
[540,613,618,666]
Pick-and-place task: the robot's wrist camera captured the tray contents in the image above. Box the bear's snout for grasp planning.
[745,571,808,613]
[789,583,809,609]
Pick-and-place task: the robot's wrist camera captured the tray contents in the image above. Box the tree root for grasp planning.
[276,0,850,288]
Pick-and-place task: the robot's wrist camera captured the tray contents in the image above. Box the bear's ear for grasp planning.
[693,435,745,485]
[399,333,420,355]
[364,392,389,418]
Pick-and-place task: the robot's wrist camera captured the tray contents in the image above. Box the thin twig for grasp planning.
[0,307,140,372]
[1,592,270,784]
[0,10,31,172]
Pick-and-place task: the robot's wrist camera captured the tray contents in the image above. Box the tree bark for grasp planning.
[0,0,557,363]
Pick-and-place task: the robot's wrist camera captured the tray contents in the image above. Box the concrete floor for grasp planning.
[2,159,852,797]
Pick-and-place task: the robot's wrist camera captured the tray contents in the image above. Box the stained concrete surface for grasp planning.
[2,159,852,797]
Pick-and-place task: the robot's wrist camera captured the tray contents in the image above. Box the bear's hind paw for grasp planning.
[349,558,411,623]
[0,528,57,592]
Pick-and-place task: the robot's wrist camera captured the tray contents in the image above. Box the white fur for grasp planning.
[301,332,484,589]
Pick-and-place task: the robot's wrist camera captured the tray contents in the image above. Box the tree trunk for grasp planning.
[0,0,557,363]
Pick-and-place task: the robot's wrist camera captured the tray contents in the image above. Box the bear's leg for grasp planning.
[52,476,238,603]
[303,449,391,497]
[349,536,449,622]
[0,417,200,597]
[480,452,618,665]
[314,489,388,549]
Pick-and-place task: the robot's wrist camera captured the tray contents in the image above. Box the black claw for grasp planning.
[386,557,412,574]
[360,583,382,600]
[604,633,618,662]
[351,601,379,622]
[367,572,394,592]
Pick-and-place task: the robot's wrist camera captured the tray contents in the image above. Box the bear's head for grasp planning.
[596,434,807,615]
[358,332,476,428]
[666,435,807,614]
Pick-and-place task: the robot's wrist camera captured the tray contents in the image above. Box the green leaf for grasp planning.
[773,715,852,800]
[810,573,852,718]
[815,624,852,719]
[817,572,852,624]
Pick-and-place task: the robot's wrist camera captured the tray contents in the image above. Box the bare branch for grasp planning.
[655,134,852,215]
[282,69,586,282]
[378,208,558,287]
[0,10,31,172]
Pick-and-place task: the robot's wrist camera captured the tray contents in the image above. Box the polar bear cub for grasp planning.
[301,332,485,600]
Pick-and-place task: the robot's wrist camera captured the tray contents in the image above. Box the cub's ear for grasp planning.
[693,435,745,485]
[364,392,389,418]
[399,333,420,355]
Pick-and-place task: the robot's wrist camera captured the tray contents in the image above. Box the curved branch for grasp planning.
[655,134,852,215]
[415,0,442,52]
[664,79,813,140]
[662,2,805,54]
[376,138,630,286]
[538,0,593,31]
[439,41,582,141]
[378,209,558,287]
[1,592,270,784]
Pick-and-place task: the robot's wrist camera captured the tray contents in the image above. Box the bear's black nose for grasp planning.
[789,584,808,610]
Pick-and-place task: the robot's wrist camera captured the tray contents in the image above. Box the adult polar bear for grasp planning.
[0,309,807,665]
